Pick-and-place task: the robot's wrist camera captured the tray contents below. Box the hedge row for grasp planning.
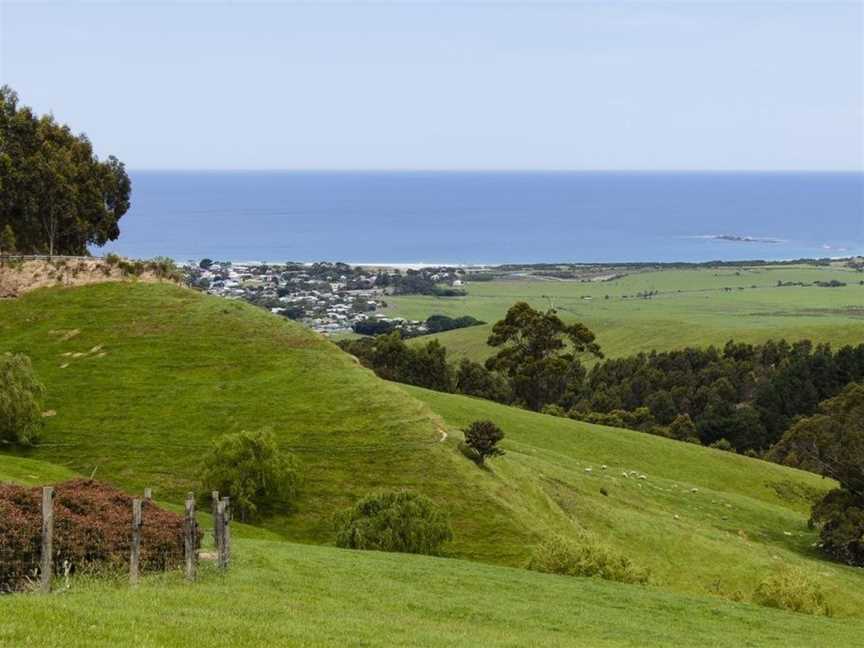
[0,479,200,592]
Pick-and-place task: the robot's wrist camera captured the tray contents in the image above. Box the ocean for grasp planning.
[101,171,864,264]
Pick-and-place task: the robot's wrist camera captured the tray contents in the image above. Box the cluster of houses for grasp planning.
[181,260,459,335]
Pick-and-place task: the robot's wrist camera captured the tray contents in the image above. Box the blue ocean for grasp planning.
[101,172,864,264]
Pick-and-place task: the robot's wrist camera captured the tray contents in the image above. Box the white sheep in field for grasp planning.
[585,467,592,473]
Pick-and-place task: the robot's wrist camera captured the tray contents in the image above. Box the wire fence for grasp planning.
[0,482,231,594]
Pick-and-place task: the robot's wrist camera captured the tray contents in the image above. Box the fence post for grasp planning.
[144,488,152,501]
[130,498,142,585]
[221,496,231,567]
[216,499,227,571]
[40,487,54,594]
[184,492,197,581]
[211,490,221,553]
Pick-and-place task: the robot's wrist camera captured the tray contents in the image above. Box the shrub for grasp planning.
[199,428,300,521]
[753,567,829,616]
[527,531,648,584]
[0,353,45,446]
[334,490,453,556]
[104,252,121,266]
[809,489,864,567]
[462,420,505,465]
[0,479,198,592]
[709,438,735,452]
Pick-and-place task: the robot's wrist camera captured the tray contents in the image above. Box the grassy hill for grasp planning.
[2,535,863,648]
[388,265,864,362]
[0,282,528,561]
[2,281,863,637]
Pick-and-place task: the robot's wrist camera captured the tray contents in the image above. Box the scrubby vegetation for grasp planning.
[199,428,300,521]
[0,479,196,592]
[527,531,648,584]
[334,490,453,556]
[753,567,829,616]
[0,352,44,446]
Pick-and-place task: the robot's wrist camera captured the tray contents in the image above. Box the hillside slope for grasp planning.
[0,282,529,560]
[402,385,864,617]
[2,537,863,648]
[2,282,862,617]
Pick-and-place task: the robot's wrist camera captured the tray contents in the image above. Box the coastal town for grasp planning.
[182,260,472,335]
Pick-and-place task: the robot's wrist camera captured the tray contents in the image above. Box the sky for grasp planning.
[0,1,862,171]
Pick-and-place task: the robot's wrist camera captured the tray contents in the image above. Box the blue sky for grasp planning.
[1,1,861,171]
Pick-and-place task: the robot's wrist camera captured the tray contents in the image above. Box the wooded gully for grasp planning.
[36,487,232,593]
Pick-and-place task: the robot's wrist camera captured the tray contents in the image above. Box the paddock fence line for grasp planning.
[0,485,232,594]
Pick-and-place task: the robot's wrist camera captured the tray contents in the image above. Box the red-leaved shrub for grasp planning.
[0,479,201,592]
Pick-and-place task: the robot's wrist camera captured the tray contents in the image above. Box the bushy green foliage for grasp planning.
[334,490,453,555]
[486,302,601,410]
[338,333,454,392]
[753,567,829,616]
[0,353,44,446]
[0,86,130,255]
[199,428,300,521]
[527,531,648,584]
[462,420,505,465]
[455,358,512,403]
[771,383,864,565]
[809,489,864,566]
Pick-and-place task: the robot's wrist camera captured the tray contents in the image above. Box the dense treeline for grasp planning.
[0,86,130,256]
[339,302,864,455]
[573,339,864,451]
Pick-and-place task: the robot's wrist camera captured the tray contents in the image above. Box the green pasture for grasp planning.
[387,265,864,362]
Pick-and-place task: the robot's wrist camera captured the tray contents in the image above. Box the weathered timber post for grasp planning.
[40,487,54,594]
[216,499,227,571]
[211,490,221,554]
[144,487,152,501]
[130,498,142,585]
[221,496,231,567]
[184,492,197,581]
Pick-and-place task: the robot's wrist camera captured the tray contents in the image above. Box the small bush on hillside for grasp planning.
[334,490,453,556]
[753,567,829,616]
[0,353,45,446]
[0,479,198,592]
[199,428,300,521]
[710,438,735,452]
[527,531,648,585]
[462,420,505,465]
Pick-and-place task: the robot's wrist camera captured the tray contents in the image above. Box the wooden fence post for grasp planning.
[130,498,142,585]
[40,487,54,594]
[221,496,231,567]
[216,499,227,570]
[184,492,197,581]
[144,487,152,501]
[211,490,221,553]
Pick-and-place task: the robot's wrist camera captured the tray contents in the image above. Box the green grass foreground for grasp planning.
[2,537,862,648]
[389,265,864,362]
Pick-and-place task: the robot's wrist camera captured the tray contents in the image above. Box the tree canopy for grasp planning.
[0,86,131,256]
[485,302,602,410]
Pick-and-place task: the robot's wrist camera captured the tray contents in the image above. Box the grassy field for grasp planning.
[2,281,864,642]
[3,535,864,648]
[387,265,864,362]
